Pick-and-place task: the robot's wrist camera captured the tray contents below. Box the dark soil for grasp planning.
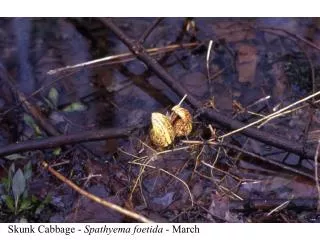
[0,17,320,223]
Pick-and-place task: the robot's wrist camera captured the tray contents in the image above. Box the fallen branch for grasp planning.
[219,142,316,181]
[182,140,316,182]
[100,18,316,160]
[0,127,136,157]
[41,161,153,223]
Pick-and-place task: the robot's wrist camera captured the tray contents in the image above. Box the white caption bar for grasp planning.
[0,223,316,240]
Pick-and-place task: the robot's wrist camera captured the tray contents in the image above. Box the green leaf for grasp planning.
[12,169,26,202]
[19,198,32,211]
[35,194,51,215]
[34,125,42,136]
[52,148,61,156]
[43,194,51,204]
[23,114,43,136]
[5,154,26,161]
[43,98,54,110]
[4,195,15,212]
[48,88,59,107]
[31,195,38,203]
[23,161,32,181]
[23,114,36,128]
[63,102,87,112]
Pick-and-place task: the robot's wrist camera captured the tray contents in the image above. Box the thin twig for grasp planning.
[258,99,320,129]
[0,71,75,118]
[195,170,243,200]
[258,26,320,52]
[201,160,242,181]
[182,139,316,181]
[130,161,194,206]
[206,40,214,95]
[209,67,226,81]
[169,94,188,120]
[177,94,188,107]
[267,200,290,216]
[99,18,316,159]
[220,90,320,138]
[129,156,153,204]
[138,17,164,44]
[41,161,153,223]
[220,142,316,181]
[246,95,271,109]
[47,42,199,75]
[0,64,60,136]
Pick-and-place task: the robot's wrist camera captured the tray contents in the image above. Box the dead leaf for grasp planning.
[66,185,124,222]
[212,21,255,42]
[180,72,208,98]
[236,44,258,83]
